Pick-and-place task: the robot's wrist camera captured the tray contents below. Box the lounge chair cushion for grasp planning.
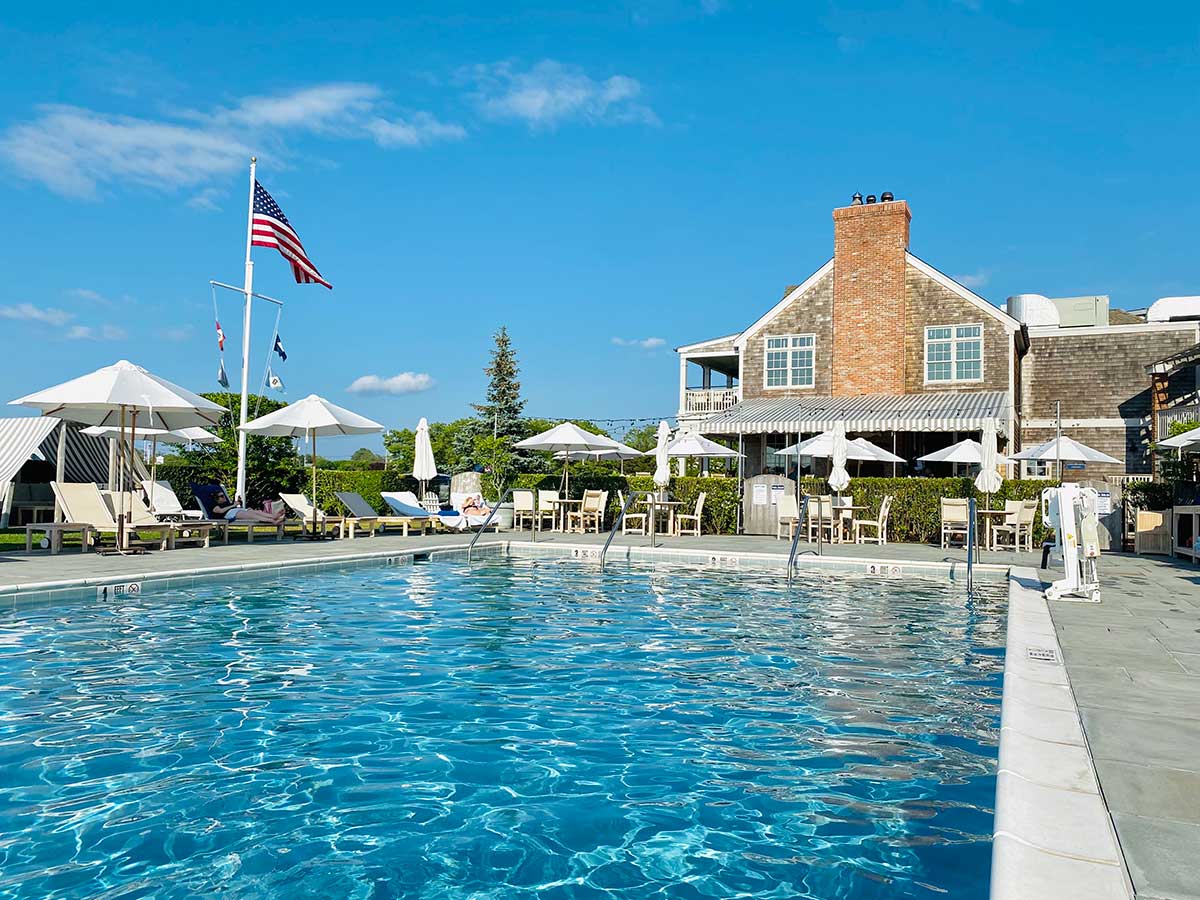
[380,492,431,518]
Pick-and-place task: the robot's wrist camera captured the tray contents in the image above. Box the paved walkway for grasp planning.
[3,529,1198,897]
[1045,553,1200,900]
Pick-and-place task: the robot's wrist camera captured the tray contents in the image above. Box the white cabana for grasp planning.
[412,417,438,496]
[240,394,383,535]
[515,422,613,492]
[10,360,224,546]
[0,418,119,528]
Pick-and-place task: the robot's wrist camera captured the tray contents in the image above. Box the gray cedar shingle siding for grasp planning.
[903,264,1011,395]
[740,272,835,400]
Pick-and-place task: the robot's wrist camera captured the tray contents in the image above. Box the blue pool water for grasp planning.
[0,559,1004,899]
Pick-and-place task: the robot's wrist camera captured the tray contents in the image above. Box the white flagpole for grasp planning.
[235,156,257,505]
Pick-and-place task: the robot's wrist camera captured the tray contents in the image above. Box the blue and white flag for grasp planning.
[217,358,229,389]
[273,334,287,362]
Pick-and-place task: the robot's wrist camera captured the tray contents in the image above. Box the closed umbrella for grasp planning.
[514,421,612,493]
[412,417,438,498]
[975,420,1003,508]
[11,359,224,548]
[828,421,851,493]
[240,394,383,536]
[652,420,672,495]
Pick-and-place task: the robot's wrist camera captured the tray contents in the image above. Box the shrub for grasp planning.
[1124,480,1174,511]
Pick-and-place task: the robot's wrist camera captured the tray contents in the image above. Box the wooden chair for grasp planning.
[596,491,609,532]
[989,499,1024,551]
[776,493,799,540]
[1018,500,1038,551]
[567,489,604,533]
[618,490,647,535]
[536,489,559,532]
[676,492,706,536]
[513,489,536,531]
[853,495,893,545]
[806,495,837,543]
[940,498,970,549]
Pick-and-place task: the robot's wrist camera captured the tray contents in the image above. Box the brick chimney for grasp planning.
[831,196,911,396]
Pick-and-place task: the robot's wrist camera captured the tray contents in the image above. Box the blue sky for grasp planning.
[1,1,1197,456]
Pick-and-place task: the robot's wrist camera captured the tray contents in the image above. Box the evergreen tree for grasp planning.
[472,326,525,439]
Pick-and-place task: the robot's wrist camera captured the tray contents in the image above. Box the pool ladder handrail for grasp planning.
[966,496,977,598]
[600,489,657,573]
[467,488,536,564]
[785,495,812,589]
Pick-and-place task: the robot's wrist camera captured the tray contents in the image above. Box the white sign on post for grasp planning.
[769,484,786,506]
[1096,491,1112,515]
[752,484,768,506]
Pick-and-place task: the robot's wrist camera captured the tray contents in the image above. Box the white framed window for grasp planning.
[764,334,815,389]
[925,324,983,383]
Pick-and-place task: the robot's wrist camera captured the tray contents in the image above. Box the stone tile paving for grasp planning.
[1048,552,1200,900]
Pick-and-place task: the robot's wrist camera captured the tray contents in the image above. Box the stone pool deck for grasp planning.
[2,530,1197,899]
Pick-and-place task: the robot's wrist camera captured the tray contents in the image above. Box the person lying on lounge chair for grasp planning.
[460,494,491,517]
[210,490,285,524]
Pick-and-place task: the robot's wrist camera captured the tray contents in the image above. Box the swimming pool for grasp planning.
[0,558,1004,899]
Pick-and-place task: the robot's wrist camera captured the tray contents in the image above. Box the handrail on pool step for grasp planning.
[786,495,812,589]
[467,488,526,564]
[600,489,657,573]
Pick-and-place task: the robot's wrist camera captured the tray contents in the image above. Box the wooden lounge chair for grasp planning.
[106,490,223,548]
[335,491,432,536]
[512,490,536,531]
[567,489,604,533]
[193,484,286,543]
[52,482,164,552]
[279,493,346,538]
[536,489,559,532]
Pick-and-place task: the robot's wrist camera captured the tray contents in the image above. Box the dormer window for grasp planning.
[925,324,983,383]
[764,334,815,388]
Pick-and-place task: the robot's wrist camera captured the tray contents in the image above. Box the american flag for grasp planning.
[251,181,332,289]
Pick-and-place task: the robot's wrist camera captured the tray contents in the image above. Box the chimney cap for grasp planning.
[851,192,863,206]
[865,194,877,204]
[880,191,895,202]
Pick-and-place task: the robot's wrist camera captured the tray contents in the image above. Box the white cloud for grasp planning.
[346,372,435,395]
[67,288,105,302]
[466,60,658,128]
[186,187,224,211]
[159,325,194,342]
[66,323,127,341]
[1,84,466,199]
[954,270,990,289]
[0,303,73,326]
[612,336,666,349]
[365,112,467,147]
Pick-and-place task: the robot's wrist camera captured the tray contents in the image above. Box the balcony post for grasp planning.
[678,355,689,416]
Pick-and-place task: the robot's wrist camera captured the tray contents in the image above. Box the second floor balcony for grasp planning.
[681,387,740,416]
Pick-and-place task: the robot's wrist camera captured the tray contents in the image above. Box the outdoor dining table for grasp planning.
[639,498,682,539]
[831,503,867,543]
[976,509,1011,551]
[548,497,582,532]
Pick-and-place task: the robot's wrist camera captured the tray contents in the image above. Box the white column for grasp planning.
[702,365,711,390]
[678,355,689,416]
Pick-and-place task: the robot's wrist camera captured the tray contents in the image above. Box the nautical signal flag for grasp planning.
[251,181,332,289]
[215,320,225,352]
[273,334,287,361]
[268,368,285,392]
[217,358,229,389]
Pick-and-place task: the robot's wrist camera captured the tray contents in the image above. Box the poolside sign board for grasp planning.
[96,581,142,600]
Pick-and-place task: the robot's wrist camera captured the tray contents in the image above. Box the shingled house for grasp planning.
[677,194,1199,479]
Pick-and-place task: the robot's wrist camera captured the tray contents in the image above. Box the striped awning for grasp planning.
[0,417,138,487]
[0,417,60,486]
[701,391,1009,436]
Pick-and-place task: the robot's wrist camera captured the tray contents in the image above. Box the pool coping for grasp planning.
[990,567,1134,900]
[0,540,1124,898]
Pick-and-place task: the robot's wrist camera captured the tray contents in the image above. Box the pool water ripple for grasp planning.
[0,559,1004,899]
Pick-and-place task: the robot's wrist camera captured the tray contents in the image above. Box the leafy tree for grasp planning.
[475,434,516,500]
[384,418,475,476]
[621,423,659,452]
[175,392,305,505]
[349,447,384,468]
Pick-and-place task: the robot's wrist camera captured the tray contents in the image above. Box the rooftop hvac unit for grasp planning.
[1147,296,1200,322]
[1006,294,1059,326]
[1050,295,1109,327]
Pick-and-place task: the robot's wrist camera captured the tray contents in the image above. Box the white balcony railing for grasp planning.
[1158,403,1200,436]
[682,387,739,416]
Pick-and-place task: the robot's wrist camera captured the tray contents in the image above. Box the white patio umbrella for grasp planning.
[850,438,905,464]
[828,422,851,493]
[553,435,645,473]
[975,419,1004,510]
[10,359,224,547]
[515,421,612,493]
[83,424,219,512]
[665,432,742,459]
[1156,430,1200,451]
[918,438,1010,466]
[780,432,891,462]
[240,394,383,536]
[412,417,438,497]
[652,420,672,495]
[1011,436,1120,476]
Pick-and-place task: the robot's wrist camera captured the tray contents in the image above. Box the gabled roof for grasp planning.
[675,332,742,353]
[733,259,834,349]
[905,253,1021,331]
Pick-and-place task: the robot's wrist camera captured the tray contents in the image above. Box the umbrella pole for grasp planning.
[118,406,127,550]
[150,435,158,514]
[311,430,318,539]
